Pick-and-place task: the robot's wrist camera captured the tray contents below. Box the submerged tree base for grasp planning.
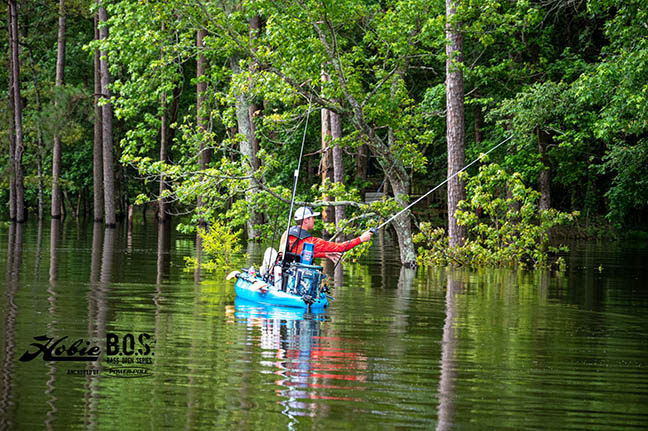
[414,164,577,270]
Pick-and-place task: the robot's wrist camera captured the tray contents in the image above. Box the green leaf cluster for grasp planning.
[184,220,246,273]
[415,164,577,269]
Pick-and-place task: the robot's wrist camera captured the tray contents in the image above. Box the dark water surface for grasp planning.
[1,221,647,430]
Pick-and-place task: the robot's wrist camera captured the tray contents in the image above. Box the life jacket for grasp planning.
[287,226,311,253]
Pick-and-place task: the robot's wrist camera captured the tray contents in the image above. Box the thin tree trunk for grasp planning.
[7,10,16,221]
[51,0,66,219]
[98,2,116,227]
[93,15,104,223]
[159,90,170,222]
[196,29,210,228]
[158,22,172,224]
[355,144,368,189]
[330,107,346,231]
[446,0,466,248]
[9,0,25,223]
[248,15,262,162]
[26,46,45,221]
[320,69,334,237]
[230,55,263,240]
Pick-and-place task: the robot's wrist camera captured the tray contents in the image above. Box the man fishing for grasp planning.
[279,206,374,264]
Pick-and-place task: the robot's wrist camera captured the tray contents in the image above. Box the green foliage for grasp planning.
[2,0,647,246]
[415,164,577,269]
[184,220,246,273]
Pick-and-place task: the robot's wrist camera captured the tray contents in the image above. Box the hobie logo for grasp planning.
[19,333,155,363]
[19,335,101,362]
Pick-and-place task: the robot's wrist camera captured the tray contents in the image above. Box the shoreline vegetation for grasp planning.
[2,1,647,269]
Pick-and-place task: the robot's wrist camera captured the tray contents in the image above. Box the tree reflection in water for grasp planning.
[1,223,22,430]
[437,271,460,431]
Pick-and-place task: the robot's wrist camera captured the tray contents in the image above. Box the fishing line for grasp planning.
[331,134,513,270]
[374,135,513,231]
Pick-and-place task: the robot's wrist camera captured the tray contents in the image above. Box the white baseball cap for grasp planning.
[294,206,320,221]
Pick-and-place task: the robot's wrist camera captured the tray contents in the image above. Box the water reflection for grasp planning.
[100,228,115,284]
[230,300,369,427]
[85,223,105,430]
[46,220,61,431]
[1,221,647,430]
[49,219,60,282]
[156,221,171,284]
[437,271,460,431]
[1,223,22,429]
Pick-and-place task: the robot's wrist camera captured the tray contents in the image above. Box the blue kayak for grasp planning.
[234,297,327,320]
[231,263,330,311]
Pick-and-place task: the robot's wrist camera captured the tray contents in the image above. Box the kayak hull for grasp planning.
[234,274,328,310]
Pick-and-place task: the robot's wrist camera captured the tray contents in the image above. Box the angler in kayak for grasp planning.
[279,206,374,264]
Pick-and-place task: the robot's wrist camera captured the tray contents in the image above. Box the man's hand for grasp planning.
[360,230,374,243]
[325,252,342,264]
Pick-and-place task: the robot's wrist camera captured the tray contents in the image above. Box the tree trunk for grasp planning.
[157,76,181,222]
[159,91,170,222]
[446,0,466,248]
[98,2,116,227]
[330,107,346,231]
[26,46,45,221]
[355,143,368,189]
[320,69,334,237]
[158,23,171,223]
[313,21,416,265]
[248,15,262,162]
[537,128,551,211]
[9,0,25,223]
[230,55,263,240]
[93,15,104,223]
[389,176,417,267]
[51,0,66,219]
[196,29,211,228]
[7,11,16,222]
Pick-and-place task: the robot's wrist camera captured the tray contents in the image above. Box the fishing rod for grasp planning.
[281,97,313,272]
[372,135,513,232]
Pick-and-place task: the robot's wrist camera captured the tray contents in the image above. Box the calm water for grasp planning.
[1,221,647,430]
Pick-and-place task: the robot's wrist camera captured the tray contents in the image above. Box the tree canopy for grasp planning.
[2,0,647,254]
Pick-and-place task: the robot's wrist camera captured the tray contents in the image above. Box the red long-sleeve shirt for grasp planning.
[287,235,362,258]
